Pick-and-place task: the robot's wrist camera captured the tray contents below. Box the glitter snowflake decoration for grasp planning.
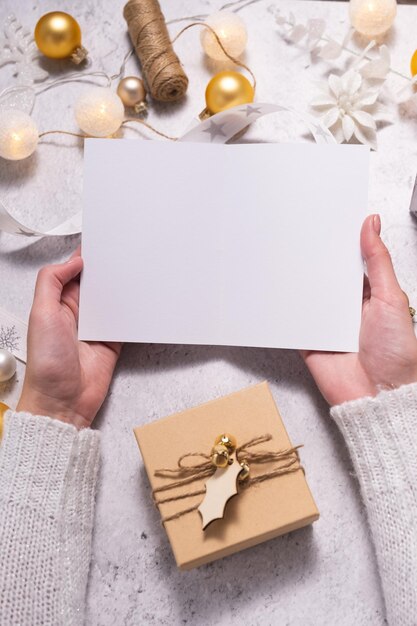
[0,14,48,85]
[0,325,20,353]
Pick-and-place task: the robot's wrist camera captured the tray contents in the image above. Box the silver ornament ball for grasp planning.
[0,348,17,382]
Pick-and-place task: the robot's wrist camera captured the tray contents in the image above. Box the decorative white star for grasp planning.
[203,121,227,141]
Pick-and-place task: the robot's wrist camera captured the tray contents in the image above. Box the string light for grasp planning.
[0,110,38,161]
[200,11,247,61]
[349,0,397,39]
[74,88,125,137]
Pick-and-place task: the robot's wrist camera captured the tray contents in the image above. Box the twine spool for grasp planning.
[123,0,189,102]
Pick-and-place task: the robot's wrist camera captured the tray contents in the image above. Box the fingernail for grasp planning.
[372,214,381,235]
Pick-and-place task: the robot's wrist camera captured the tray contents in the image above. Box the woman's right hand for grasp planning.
[17,249,122,430]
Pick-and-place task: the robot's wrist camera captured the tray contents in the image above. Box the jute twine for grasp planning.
[123,0,189,102]
[152,434,303,523]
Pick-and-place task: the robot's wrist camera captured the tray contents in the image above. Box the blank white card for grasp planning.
[79,140,369,352]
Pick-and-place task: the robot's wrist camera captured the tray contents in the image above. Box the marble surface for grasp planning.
[1,0,417,624]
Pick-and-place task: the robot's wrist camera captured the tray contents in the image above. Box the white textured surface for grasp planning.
[0,1,416,624]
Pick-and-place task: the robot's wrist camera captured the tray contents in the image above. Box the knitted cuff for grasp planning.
[330,383,417,495]
[0,411,100,519]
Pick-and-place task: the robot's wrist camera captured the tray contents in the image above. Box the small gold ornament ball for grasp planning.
[117,77,146,108]
[411,49,417,77]
[211,443,229,468]
[0,401,10,440]
[34,12,82,59]
[214,433,237,451]
[205,71,254,115]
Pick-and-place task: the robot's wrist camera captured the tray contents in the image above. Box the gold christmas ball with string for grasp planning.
[205,71,254,115]
[411,49,417,77]
[0,401,10,440]
[34,12,87,63]
[117,76,147,112]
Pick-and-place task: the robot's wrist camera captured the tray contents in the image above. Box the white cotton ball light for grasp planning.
[74,87,125,137]
[349,0,397,39]
[201,11,247,61]
[0,110,39,161]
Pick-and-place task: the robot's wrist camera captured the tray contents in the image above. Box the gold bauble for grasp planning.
[0,401,10,440]
[214,433,237,452]
[34,12,82,59]
[205,71,254,114]
[117,77,147,109]
[211,443,229,468]
[411,49,417,77]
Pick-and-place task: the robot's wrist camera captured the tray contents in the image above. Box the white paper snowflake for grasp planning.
[0,14,48,85]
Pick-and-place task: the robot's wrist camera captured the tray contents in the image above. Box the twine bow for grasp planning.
[152,434,303,523]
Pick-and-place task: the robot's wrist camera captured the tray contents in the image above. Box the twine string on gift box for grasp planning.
[152,434,303,523]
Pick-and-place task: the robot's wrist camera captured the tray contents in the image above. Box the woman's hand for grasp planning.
[302,214,417,406]
[17,249,122,429]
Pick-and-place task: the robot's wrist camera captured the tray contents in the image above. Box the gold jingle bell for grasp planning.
[34,12,87,64]
[214,433,237,452]
[239,461,250,482]
[204,71,255,117]
[117,76,147,114]
[211,443,230,468]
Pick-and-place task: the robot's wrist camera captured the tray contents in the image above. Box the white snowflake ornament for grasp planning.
[0,15,48,85]
[311,69,391,150]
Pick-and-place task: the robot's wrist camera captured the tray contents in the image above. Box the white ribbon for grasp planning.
[0,103,334,238]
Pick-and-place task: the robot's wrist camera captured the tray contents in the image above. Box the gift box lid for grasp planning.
[134,381,319,570]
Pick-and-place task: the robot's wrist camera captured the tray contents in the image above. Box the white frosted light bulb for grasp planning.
[0,110,38,160]
[201,11,247,61]
[349,0,397,38]
[74,88,124,137]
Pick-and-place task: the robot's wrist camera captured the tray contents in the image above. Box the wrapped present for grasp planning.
[134,381,319,570]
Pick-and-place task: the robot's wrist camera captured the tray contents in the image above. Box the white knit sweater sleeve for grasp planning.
[331,383,417,625]
[0,410,100,626]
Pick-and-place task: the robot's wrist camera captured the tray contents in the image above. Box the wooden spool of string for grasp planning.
[123,0,189,103]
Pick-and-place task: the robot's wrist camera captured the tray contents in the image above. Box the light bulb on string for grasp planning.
[200,11,247,61]
[74,88,125,137]
[349,0,397,39]
[0,110,39,161]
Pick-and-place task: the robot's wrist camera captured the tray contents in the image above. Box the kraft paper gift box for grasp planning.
[134,381,319,570]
